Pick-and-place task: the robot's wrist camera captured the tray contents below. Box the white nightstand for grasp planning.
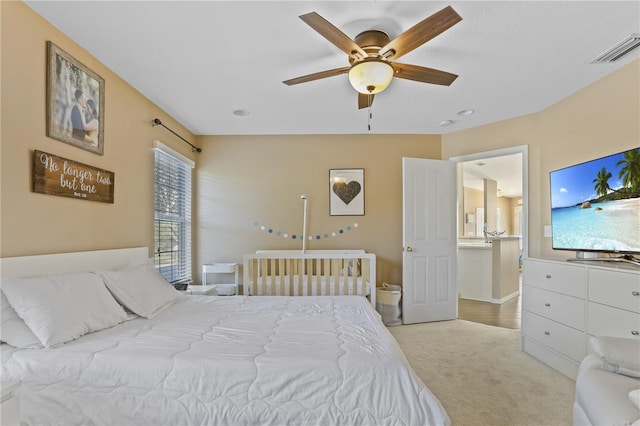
[1,382,21,426]
[201,263,239,296]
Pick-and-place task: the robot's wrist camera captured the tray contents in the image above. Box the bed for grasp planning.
[1,247,450,425]
[243,250,377,305]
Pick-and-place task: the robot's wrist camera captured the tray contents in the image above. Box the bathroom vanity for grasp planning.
[458,237,521,303]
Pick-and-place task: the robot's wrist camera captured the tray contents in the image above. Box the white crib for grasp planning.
[243,250,376,305]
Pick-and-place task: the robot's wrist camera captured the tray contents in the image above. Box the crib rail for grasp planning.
[243,251,376,305]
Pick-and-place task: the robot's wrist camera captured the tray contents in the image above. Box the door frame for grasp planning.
[449,145,529,259]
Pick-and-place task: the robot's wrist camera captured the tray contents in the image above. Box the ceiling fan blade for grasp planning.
[380,6,462,61]
[393,63,458,86]
[358,93,375,109]
[283,66,350,86]
[300,12,366,60]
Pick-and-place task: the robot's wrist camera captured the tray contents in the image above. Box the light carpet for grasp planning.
[390,320,575,426]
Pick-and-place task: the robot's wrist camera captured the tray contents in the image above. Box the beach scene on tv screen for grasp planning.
[550,148,640,253]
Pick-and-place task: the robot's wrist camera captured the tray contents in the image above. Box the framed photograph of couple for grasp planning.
[46,41,105,155]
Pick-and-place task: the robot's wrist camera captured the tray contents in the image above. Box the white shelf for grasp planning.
[187,284,218,296]
[201,263,239,295]
[203,263,237,274]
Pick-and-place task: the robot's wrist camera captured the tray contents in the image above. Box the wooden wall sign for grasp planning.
[33,150,114,203]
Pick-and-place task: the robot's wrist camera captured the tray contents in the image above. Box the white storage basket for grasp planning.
[376,283,402,326]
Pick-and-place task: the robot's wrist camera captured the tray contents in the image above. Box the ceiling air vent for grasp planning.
[591,33,640,63]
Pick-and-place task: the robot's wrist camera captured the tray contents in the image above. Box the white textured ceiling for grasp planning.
[26,1,640,137]
[26,1,638,198]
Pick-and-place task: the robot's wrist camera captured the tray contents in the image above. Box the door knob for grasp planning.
[405,246,414,252]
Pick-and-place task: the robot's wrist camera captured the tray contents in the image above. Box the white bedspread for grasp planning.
[2,295,450,426]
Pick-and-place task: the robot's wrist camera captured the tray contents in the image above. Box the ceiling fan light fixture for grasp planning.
[348,59,394,94]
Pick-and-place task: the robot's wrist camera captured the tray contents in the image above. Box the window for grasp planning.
[154,141,194,283]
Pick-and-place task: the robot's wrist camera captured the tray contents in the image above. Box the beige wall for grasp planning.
[194,134,441,286]
[460,186,516,237]
[3,2,638,282]
[484,179,498,231]
[443,59,640,259]
[461,187,483,237]
[510,197,524,237]
[497,196,515,236]
[0,2,198,258]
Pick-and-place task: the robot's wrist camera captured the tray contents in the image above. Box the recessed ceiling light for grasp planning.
[440,120,454,126]
[457,109,475,116]
[475,162,486,166]
[233,109,249,116]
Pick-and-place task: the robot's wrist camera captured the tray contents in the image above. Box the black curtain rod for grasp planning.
[152,118,201,153]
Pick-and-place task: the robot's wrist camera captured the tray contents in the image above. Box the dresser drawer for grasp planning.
[589,269,640,313]
[523,259,586,298]
[523,285,585,330]
[588,302,640,339]
[522,310,586,362]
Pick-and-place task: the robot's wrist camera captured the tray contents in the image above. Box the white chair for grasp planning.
[573,336,640,426]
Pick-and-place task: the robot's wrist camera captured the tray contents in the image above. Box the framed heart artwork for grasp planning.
[329,168,364,216]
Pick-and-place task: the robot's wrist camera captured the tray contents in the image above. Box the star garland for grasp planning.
[252,220,359,240]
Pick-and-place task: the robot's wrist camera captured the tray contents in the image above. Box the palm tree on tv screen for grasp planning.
[616,148,640,195]
[593,167,612,198]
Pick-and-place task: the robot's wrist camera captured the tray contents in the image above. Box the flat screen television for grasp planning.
[549,147,640,265]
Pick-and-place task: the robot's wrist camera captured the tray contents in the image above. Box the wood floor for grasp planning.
[457,294,521,329]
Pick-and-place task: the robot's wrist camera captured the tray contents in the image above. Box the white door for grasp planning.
[402,157,457,324]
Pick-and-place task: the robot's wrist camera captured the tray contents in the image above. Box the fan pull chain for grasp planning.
[367,93,373,132]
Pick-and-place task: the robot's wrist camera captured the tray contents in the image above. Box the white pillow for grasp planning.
[98,261,180,318]
[590,336,640,378]
[630,389,640,411]
[1,272,129,348]
[0,290,42,349]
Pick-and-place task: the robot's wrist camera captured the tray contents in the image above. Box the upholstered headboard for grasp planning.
[1,247,149,279]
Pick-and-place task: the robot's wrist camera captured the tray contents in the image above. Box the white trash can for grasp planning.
[376,283,402,326]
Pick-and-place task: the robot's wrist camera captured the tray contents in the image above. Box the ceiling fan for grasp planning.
[283,5,462,109]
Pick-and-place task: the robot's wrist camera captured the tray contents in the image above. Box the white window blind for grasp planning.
[154,141,193,283]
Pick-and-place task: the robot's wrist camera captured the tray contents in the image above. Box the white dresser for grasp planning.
[522,258,640,379]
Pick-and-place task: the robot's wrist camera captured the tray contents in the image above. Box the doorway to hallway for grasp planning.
[451,146,528,330]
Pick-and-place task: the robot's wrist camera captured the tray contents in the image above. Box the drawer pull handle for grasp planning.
[544,303,551,307]
[632,331,639,336]
[544,331,550,336]
[632,291,640,296]
[545,274,551,279]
